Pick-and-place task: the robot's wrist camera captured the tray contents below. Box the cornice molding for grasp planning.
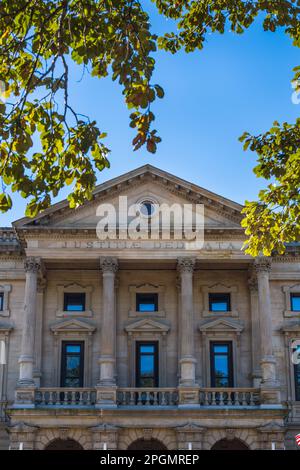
[273,256,300,263]
[13,169,243,229]
[13,227,247,240]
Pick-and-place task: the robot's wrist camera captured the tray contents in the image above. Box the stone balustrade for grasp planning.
[117,388,178,406]
[33,387,260,408]
[199,388,260,407]
[35,388,96,406]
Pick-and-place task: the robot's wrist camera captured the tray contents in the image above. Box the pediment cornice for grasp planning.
[89,424,119,432]
[13,165,243,230]
[175,423,206,432]
[258,422,284,433]
[50,318,96,334]
[199,318,244,333]
[8,421,39,433]
[125,318,170,334]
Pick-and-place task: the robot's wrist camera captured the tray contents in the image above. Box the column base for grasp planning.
[98,356,116,389]
[260,356,281,404]
[252,370,262,388]
[95,386,117,408]
[14,386,36,408]
[179,357,197,387]
[178,386,200,407]
[260,386,281,405]
[260,356,280,387]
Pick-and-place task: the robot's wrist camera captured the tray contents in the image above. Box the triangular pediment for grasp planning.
[175,423,206,432]
[258,422,284,433]
[50,318,96,334]
[281,321,300,333]
[8,422,39,432]
[89,424,119,432]
[13,165,243,231]
[125,318,170,334]
[199,318,244,333]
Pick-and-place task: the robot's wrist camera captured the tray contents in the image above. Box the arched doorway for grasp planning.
[128,438,167,451]
[45,438,84,450]
[211,438,249,450]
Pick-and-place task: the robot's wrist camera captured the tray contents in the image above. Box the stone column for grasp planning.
[17,257,41,387]
[97,257,118,406]
[254,257,280,403]
[248,271,262,387]
[33,279,46,387]
[177,257,196,387]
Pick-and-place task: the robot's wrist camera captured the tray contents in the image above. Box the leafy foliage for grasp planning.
[0,0,162,216]
[155,0,300,255]
[0,0,300,255]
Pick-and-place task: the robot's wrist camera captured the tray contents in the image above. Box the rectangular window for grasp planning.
[294,344,300,401]
[209,293,231,312]
[136,341,158,387]
[136,293,158,312]
[291,293,300,312]
[63,293,85,312]
[210,342,233,387]
[0,293,3,311]
[61,341,84,387]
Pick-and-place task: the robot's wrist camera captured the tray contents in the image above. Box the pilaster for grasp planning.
[177,257,196,388]
[254,257,280,404]
[248,268,262,387]
[17,257,41,389]
[97,257,118,406]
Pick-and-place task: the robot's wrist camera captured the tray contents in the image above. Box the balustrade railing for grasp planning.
[199,388,260,407]
[117,388,178,406]
[34,387,260,407]
[35,388,96,406]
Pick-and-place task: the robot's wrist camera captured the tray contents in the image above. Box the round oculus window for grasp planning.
[139,200,156,217]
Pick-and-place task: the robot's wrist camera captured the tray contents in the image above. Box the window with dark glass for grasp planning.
[136,342,158,387]
[61,341,84,387]
[63,292,85,312]
[136,293,158,312]
[294,344,300,401]
[210,342,233,387]
[0,293,3,311]
[140,200,155,217]
[291,293,300,312]
[209,293,231,312]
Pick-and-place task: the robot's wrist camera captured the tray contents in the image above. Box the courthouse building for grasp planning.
[0,165,299,450]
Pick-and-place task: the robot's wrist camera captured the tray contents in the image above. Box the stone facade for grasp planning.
[0,165,299,450]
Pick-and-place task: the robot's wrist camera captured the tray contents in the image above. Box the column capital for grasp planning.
[177,257,196,274]
[24,257,41,274]
[254,256,272,274]
[100,257,118,274]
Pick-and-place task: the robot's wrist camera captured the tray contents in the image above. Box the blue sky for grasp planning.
[1,10,299,226]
